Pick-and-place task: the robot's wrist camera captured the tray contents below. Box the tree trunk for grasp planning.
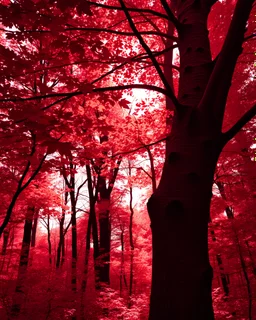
[11,206,34,317]
[147,1,227,317]
[148,130,220,319]
[119,224,127,296]
[47,215,52,265]
[98,181,111,285]
[216,254,229,296]
[70,187,77,293]
[1,228,9,255]
[31,209,39,247]
[128,165,134,308]
[85,164,100,288]
[56,192,68,268]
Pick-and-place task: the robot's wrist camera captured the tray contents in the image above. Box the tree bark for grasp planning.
[148,130,219,319]
[146,0,253,317]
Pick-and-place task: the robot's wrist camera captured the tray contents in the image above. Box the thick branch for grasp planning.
[0,84,171,102]
[199,0,254,125]
[20,154,47,191]
[221,104,256,146]
[160,0,180,30]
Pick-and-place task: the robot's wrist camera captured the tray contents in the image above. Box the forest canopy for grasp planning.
[0,0,256,319]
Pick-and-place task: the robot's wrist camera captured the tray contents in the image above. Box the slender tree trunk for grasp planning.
[233,223,252,320]
[70,187,77,302]
[81,213,91,293]
[1,228,9,255]
[47,215,52,265]
[128,163,135,308]
[146,147,157,193]
[119,225,127,296]
[245,240,256,276]
[11,206,34,317]
[98,177,111,285]
[216,254,229,296]
[80,212,92,320]
[86,164,100,288]
[31,209,39,247]
[216,181,252,319]
[56,192,68,268]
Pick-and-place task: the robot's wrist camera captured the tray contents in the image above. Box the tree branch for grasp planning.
[118,0,180,109]
[87,1,170,20]
[221,103,256,146]
[199,0,254,127]
[160,0,180,30]
[64,27,177,40]
[244,33,256,41]
[20,153,47,191]
[75,178,88,205]
[0,84,171,102]
[112,137,167,158]
[108,156,122,194]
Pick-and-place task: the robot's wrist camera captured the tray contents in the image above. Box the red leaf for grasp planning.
[119,99,130,109]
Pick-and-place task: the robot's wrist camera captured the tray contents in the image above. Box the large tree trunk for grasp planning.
[148,130,219,319]
[147,2,219,316]
[146,0,254,316]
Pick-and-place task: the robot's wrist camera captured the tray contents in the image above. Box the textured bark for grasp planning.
[146,0,253,317]
[148,130,219,319]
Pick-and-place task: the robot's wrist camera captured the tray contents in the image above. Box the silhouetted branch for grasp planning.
[221,104,256,145]
[112,136,167,158]
[87,1,170,20]
[118,0,180,109]
[160,0,180,30]
[0,84,172,102]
